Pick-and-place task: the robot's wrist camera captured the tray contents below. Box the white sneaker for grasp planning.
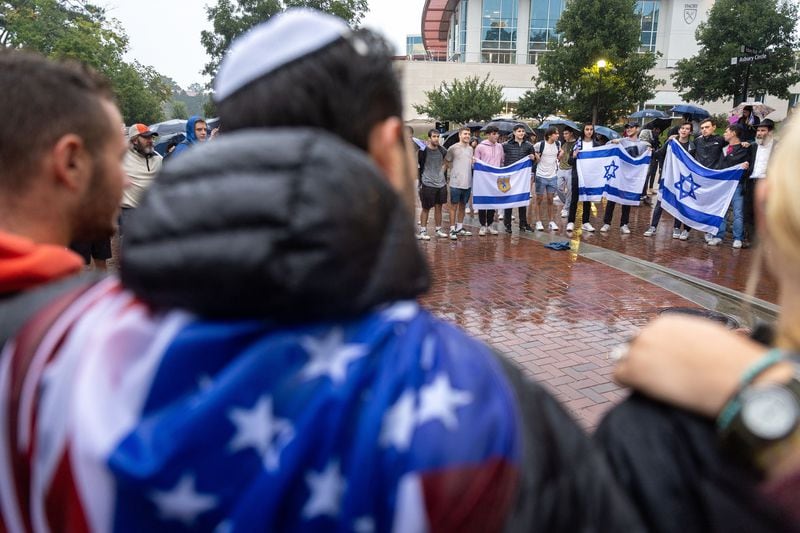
[561,209,568,218]
[488,224,499,235]
[600,224,611,232]
[581,223,595,232]
[498,213,504,221]
[620,224,631,234]
[417,229,430,241]
[566,222,575,231]
[733,239,743,249]
[708,237,722,246]
[511,215,516,221]
[643,226,656,237]
[449,228,458,240]
[548,221,559,231]
[672,228,681,239]
[704,233,713,243]
[457,228,472,237]
[535,221,544,231]
[478,226,487,236]
[680,230,690,241]
[465,207,472,214]
[435,228,448,238]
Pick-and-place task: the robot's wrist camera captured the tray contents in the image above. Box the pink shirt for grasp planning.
[474,140,504,166]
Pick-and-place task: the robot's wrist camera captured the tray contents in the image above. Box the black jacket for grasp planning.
[117,128,644,531]
[695,134,726,168]
[503,138,534,164]
[716,143,755,181]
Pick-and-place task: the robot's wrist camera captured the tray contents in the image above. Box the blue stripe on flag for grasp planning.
[661,186,724,228]
[578,186,605,196]
[473,193,531,205]
[473,157,532,174]
[604,186,642,202]
[668,140,742,181]
[577,147,651,166]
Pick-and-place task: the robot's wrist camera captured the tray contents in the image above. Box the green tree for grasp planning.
[1,0,172,124]
[203,98,218,119]
[413,75,504,123]
[673,0,799,105]
[201,0,368,77]
[526,0,659,124]
[515,87,566,120]
[170,100,189,120]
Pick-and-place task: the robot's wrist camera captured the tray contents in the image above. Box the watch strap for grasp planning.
[717,348,785,431]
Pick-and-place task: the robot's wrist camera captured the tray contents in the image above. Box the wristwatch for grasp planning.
[719,367,800,470]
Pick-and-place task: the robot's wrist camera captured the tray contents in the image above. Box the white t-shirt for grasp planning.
[536,141,559,178]
[446,143,474,189]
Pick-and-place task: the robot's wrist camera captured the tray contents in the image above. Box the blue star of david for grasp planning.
[675,172,702,200]
[603,160,619,181]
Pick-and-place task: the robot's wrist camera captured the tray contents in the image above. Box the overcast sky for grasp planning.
[100,0,426,89]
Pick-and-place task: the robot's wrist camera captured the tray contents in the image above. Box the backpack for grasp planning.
[536,140,561,155]
[418,144,447,179]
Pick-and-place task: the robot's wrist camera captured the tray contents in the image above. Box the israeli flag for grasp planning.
[576,144,651,206]
[473,157,532,210]
[660,139,744,234]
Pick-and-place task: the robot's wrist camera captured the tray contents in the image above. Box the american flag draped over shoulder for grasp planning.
[1,279,522,532]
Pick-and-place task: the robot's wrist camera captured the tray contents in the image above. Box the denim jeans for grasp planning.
[717,182,744,241]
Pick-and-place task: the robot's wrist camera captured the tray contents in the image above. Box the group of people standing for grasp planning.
[414,108,776,249]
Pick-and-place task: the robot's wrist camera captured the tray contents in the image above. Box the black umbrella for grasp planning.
[481,120,533,134]
[643,118,672,132]
[539,118,581,131]
[463,122,485,131]
[629,109,669,119]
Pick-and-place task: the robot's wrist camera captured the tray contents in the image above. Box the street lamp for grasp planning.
[593,59,607,126]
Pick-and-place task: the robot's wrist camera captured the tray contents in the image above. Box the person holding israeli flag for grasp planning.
[599,124,652,234]
[644,122,696,239]
[658,125,748,240]
[711,123,754,247]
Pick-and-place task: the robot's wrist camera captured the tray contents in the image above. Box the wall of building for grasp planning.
[404,0,798,123]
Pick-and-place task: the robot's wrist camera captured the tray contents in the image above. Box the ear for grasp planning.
[367,116,405,187]
[51,134,91,193]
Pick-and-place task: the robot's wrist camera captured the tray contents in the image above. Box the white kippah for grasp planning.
[214,9,350,102]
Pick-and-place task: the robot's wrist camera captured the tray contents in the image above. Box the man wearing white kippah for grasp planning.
[0,9,642,532]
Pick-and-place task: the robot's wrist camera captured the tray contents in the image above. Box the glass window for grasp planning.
[481,0,518,64]
[528,0,565,64]
[635,0,659,53]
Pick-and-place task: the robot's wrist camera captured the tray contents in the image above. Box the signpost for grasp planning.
[730,46,770,104]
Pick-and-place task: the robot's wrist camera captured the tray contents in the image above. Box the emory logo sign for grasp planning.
[684,3,698,24]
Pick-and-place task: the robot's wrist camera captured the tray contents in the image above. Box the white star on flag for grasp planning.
[228,395,295,471]
[302,460,347,520]
[417,373,473,430]
[150,474,218,526]
[300,327,368,384]
[379,390,417,451]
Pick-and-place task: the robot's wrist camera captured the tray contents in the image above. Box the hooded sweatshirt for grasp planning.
[170,115,205,158]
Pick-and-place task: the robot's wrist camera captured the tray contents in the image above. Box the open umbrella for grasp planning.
[148,119,187,136]
[463,122,485,131]
[670,104,710,120]
[482,120,533,134]
[730,101,774,119]
[539,118,581,131]
[643,118,672,132]
[593,126,621,140]
[628,109,669,119]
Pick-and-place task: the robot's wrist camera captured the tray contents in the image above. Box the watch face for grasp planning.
[741,386,800,440]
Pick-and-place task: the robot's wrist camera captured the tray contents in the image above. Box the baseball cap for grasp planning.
[128,124,158,139]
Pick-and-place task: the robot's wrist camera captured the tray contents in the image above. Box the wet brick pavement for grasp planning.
[416,198,777,430]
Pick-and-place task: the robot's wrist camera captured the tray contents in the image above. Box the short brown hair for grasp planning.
[0,50,114,192]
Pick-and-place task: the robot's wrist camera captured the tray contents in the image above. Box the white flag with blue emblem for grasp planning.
[660,139,744,235]
[576,143,651,206]
[472,157,532,210]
